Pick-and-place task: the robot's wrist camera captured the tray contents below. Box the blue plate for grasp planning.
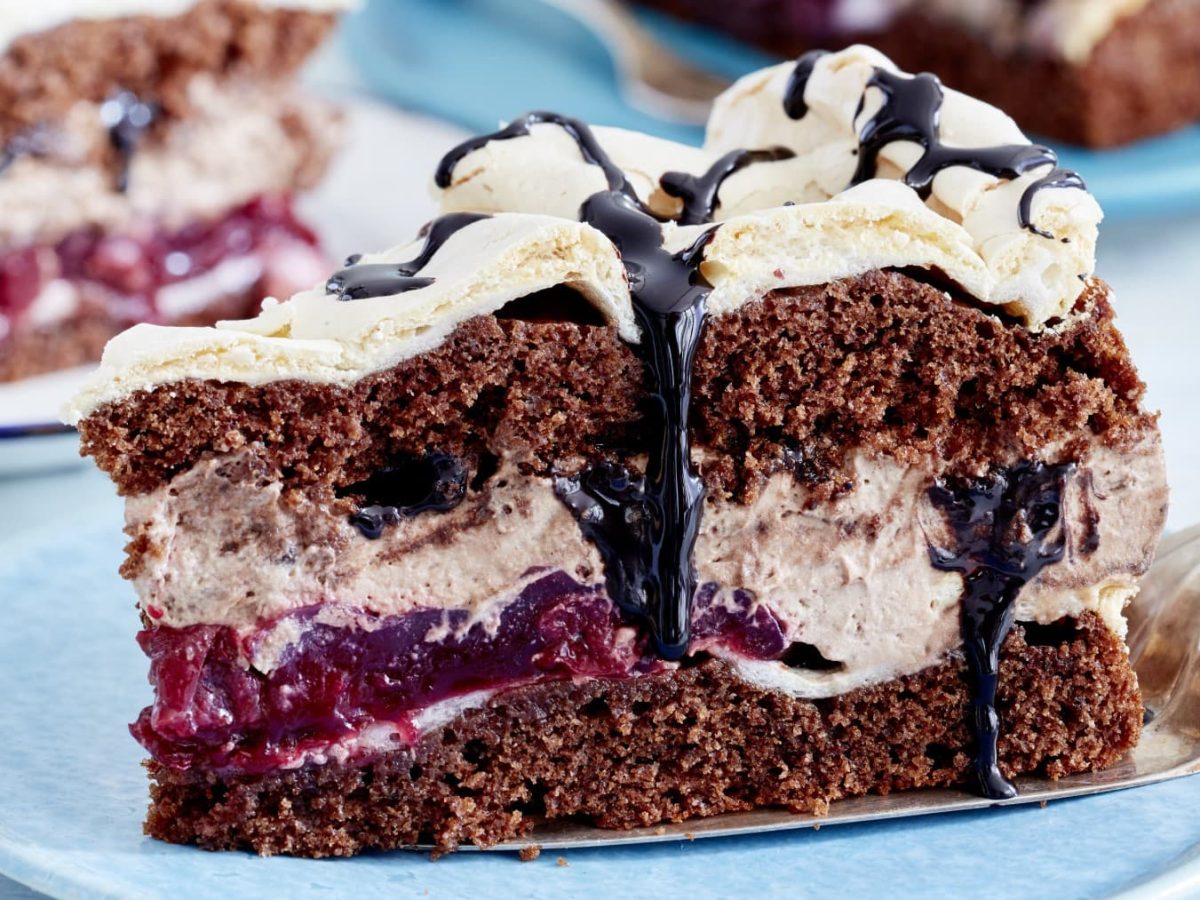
[341,0,1200,220]
[2,501,1200,898]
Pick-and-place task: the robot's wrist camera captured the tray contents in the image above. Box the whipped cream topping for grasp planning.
[0,0,355,51]
[124,435,1166,696]
[67,46,1102,423]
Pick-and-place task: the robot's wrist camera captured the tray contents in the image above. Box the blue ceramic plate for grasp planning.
[342,0,1200,221]
[2,505,1200,898]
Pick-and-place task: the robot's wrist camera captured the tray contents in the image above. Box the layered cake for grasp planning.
[68,46,1168,856]
[0,0,350,382]
[638,0,1200,147]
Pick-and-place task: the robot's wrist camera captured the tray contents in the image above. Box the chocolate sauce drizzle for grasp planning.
[437,112,740,658]
[325,212,491,300]
[784,55,1085,239]
[849,69,1084,239]
[568,196,713,658]
[346,453,468,539]
[435,112,631,192]
[99,91,155,193]
[661,148,795,226]
[782,50,829,121]
[928,462,1072,799]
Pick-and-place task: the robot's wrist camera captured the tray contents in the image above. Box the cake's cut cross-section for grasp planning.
[67,45,1167,857]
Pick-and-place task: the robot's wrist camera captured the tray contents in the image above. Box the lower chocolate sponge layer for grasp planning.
[144,613,1140,857]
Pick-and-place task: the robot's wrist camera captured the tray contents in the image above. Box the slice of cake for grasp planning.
[637,0,1200,147]
[67,45,1168,857]
[0,0,351,382]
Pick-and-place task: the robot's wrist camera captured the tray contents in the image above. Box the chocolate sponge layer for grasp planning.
[80,270,1152,501]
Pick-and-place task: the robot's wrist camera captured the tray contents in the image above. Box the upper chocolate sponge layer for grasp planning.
[77,271,1151,499]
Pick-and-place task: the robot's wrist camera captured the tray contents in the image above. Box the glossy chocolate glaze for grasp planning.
[782,50,829,121]
[849,69,1085,238]
[661,147,795,225]
[100,90,155,194]
[928,461,1071,799]
[435,111,633,192]
[325,212,490,301]
[345,453,468,539]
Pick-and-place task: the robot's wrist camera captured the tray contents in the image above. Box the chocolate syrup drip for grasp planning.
[573,192,713,657]
[0,124,54,177]
[782,50,829,121]
[345,453,468,539]
[435,111,635,193]
[661,147,795,226]
[1019,167,1089,240]
[100,91,155,193]
[325,212,490,300]
[437,113,740,658]
[928,461,1072,799]
[848,69,1084,239]
[555,462,652,617]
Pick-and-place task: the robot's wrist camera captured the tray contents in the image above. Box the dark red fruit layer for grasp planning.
[0,194,318,326]
[131,574,811,775]
[134,572,658,774]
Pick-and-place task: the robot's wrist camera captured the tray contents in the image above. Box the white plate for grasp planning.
[0,93,465,474]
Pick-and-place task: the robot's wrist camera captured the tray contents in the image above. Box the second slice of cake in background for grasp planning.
[0,0,352,382]
[637,0,1200,147]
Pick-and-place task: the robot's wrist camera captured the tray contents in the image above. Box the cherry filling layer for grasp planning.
[132,573,827,775]
[0,194,321,331]
[134,572,654,773]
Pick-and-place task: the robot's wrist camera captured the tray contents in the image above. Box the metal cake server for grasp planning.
[541,0,731,124]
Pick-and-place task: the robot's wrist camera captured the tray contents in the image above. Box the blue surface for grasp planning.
[342,0,1200,221]
[2,509,1200,898]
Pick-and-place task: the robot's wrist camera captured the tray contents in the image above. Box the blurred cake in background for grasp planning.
[637,0,1200,147]
[0,0,350,382]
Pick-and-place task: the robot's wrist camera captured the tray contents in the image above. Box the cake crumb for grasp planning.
[1040,800,1048,809]
[813,824,821,832]
[519,844,541,862]
[654,826,667,835]
[684,833,695,842]
[556,857,568,867]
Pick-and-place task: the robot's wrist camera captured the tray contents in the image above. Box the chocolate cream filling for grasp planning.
[125,433,1165,701]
